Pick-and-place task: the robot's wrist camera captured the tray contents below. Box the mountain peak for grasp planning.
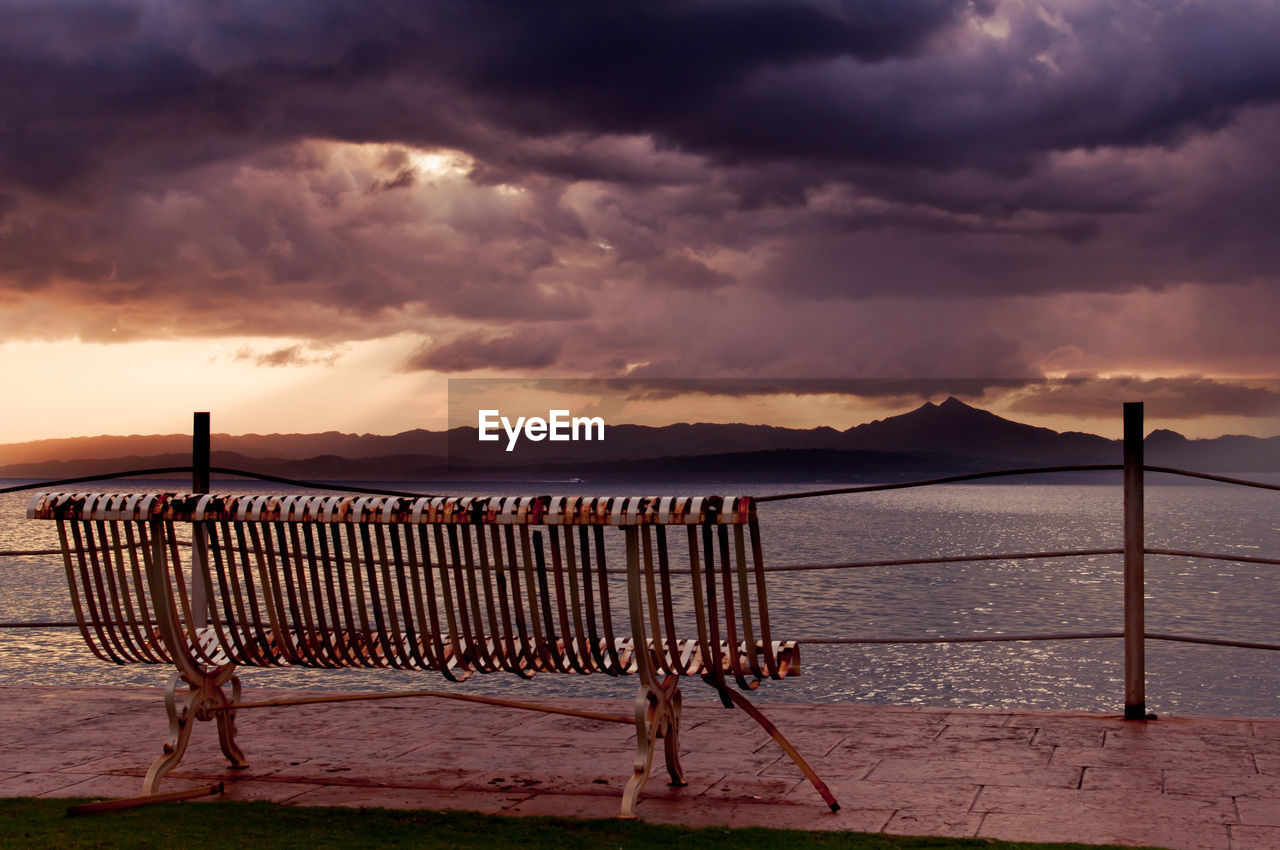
[905,396,979,417]
[1146,428,1190,445]
[843,394,1114,463]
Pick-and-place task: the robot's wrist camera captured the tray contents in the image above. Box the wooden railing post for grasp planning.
[191,412,210,628]
[1123,402,1146,719]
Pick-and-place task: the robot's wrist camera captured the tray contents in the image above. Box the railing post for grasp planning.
[1123,402,1146,719]
[193,412,210,494]
[191,412,210,628]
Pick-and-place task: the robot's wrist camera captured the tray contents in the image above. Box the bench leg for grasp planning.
[662,683,686,788]
[142,675,197,796]
[215,674,248,769]
[621,674,685,819]
[142,668,247,796]
[720,688,840,812]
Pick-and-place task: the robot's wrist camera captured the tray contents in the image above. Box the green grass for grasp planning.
[0,798,1168,850]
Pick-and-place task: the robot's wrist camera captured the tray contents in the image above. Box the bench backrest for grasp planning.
[29,492,791,692]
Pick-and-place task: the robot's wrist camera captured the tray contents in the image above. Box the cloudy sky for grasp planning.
[2,0,1279,443]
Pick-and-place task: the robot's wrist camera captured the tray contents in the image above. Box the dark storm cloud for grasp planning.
[407,330,565,372]
[412,0,1280,181]
[430,0,981,139]
[0,0,982,197]
[13,0,1280,197]
[2,0,1280,389]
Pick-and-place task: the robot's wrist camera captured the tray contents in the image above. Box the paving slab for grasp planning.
[866,757,1082,789]
[3,684,1280,850]
[1256,753,1280,775]
[1081,766,1165,792]
[1235,796,1280,827]
[1230,824,1280,850]
[884,809,986,838]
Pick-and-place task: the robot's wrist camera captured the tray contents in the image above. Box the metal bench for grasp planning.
[29,490,838,817]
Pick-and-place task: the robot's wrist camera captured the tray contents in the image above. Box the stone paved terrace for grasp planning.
[2,685,1279,849]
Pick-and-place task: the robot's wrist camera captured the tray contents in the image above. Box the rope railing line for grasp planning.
[799,631,1124,645]
[1145,633,1280,651]
[3,620,1277,652]
[4,540,1273,570]
[0,463,1132,502]
[0,547,1128,574]
[5,624,1272,652]
[792,633,1280,651]
[11,545,1271,571]
[755,464,1123,502]
[0,624,1121,638]
[1145,466,1280,492]
[0,467,193,496]
[6,544,1273,569]
[0,466,436,499]
[757,464,1280,502]
[5,461,1278,503]
[1145,547,1280,567]
[761,548,1122,572]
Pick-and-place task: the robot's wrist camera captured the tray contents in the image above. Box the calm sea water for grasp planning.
[2,476,1277,717]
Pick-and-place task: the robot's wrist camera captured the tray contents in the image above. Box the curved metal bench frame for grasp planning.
[30,491,837,817]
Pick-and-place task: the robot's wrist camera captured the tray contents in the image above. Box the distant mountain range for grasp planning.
[2,397,1278,483]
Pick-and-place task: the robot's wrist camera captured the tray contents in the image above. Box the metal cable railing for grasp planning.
[756,463,1123,501]
[1147,465,1280,492]
[2,404,1277,715]
[0,467,192,495]
[3,475,1271,645]
[0,466,434,499]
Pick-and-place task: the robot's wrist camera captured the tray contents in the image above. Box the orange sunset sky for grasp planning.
[2,2,1279,444]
